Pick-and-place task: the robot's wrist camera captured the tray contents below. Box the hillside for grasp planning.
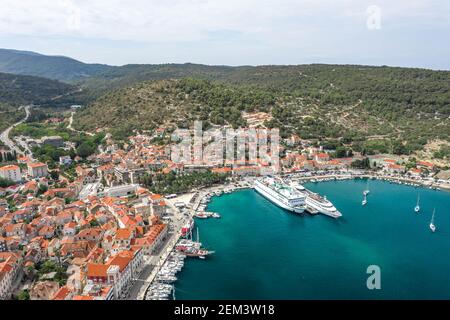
[74,74,450,156]
[0,48,113,82]
[74,79,272,139]
[0,72,76,106]
[0,103,25,133]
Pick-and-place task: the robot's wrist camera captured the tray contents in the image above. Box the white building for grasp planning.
[59,156,73,166]
[0,165,22,183]
[27,162,48,178]
[0,253,21,300]
[99,184,138,198]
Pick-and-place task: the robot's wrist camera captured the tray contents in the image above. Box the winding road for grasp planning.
[67,111,94,136]
[0,105,31,156]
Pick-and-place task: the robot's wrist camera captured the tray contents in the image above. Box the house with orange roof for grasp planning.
[85,248,143,299]
[134,224,168,255]
[38,225,56,239]
[43,188,76,199]
[43,197,65,212]
[417,161,435,170]
[408,168,422,177]
[113,228,134,252]
[60,240,95,259]
[52,286,74,300]
[4,223,26,238]
[386,163,405,173]
[54,211,73,227]
[314,153,330,163]
[0,165,22,182]
[0,252,23,299]
[27,162,48,178]
[63,221,77,237]
[17,156,31,164]
[0,261,14,299]
[75,227,104,242]
[11,208,33,222]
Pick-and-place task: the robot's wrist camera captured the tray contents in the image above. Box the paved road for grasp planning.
[127,201,188,300]
[67,111,94,136]
[0,105,31,156]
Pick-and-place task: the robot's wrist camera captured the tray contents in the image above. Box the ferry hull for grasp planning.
[305,198,342,218]
[254,182,305,214]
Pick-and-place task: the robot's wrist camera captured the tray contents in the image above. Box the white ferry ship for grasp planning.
[254,177,306,214]
[292,183,342,218]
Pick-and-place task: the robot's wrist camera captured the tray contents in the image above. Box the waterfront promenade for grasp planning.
[129,200,188,300]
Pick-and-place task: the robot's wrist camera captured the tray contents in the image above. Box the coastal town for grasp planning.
[1,109,450,301]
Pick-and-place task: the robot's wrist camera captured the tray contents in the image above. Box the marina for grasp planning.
[175,179,450,299]
[142,173,450,300]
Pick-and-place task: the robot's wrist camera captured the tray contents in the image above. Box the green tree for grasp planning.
[76,142,96,158]
[17,290,30,300]
[335,146,348,158]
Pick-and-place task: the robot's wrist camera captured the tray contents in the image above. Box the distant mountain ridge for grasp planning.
[0,48,113,82]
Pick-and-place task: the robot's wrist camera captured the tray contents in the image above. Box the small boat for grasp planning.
[430,209,436,233]
[362,194,367,206]
[194,213,209,219]
[414,193,420,213]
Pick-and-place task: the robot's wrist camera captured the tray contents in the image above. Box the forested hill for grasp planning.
[74,75,450,157]
[0,72,76,106]
[82,64,450,117]
[0,48,113,82]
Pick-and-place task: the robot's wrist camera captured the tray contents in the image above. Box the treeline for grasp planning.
[139,171,229,195]
[32,132,104,165]
[0,72,74,106]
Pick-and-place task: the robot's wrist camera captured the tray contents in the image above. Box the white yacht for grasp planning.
[430,209,436,233]
[414,193,420,213]
[254,177,306,214]
[292,183,342,218]
[362,194,367,206]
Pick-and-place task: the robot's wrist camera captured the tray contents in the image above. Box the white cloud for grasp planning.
[0,0,447,43]
[0,0,449,68]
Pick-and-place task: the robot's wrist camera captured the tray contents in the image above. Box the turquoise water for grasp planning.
[176,179,450,299]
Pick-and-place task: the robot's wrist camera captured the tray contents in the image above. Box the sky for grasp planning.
[0,0,449,69]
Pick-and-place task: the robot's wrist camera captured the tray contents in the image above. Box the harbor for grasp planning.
[138,170,449,300]
[174,179,450,299]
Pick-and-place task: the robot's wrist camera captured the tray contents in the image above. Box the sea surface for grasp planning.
[176,179,450,299]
